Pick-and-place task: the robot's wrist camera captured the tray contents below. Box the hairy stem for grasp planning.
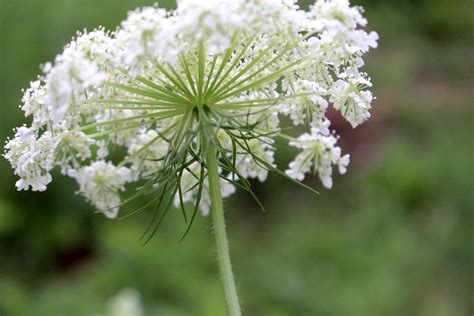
[206,142,242,316]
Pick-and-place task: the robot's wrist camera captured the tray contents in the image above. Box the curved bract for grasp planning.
[4,0,378,218]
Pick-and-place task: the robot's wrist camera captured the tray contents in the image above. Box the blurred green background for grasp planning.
[0,0,472,315]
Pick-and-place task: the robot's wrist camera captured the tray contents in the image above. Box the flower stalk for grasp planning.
[207,141,242,316]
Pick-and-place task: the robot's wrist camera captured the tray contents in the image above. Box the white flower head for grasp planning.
[68,161,132,219]
[5,0,377,219]
[4,127,56,191]
[330,76,373,127]
[285,127,350,189]
[21,80,49,129]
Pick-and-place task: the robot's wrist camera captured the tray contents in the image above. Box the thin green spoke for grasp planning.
[197,41,206,104]
[83,99,184,107]
[179,54,198,97]
[212,37,306,100]
[107,82,191,105]
[77,109,184,131]
[86,114,181,138]
[135,76,193,103]
[214,92,323,108]
[210,39,281,98]
[155,63,196,100]
[203,33,240,98]
[202,54,218,98]
[214,53,315,102]
[82,105,181,111]
[205,34,258,99]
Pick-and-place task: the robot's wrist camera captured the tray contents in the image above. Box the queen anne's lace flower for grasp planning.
[68,161,133,218]
[21,80,49,129]
[330,76,374,127]
[4,127,56,191]
[4,0,377,218]
[285,127,349,189]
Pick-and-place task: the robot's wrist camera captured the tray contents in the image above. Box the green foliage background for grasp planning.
[0,0,472,315]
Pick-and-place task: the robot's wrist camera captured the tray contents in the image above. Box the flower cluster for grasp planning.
[286,128,350,189]
[4,0,377,219]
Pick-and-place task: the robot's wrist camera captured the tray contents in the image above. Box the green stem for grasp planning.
[206,142,242,316]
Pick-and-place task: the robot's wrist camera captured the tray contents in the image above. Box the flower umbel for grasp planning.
[4,0,377,219]
[3,1,378,314]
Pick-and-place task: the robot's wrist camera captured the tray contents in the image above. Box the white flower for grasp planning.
[115,6,175,69]
[312,117,331,136]
[308,0,368,32]
[280,79,328,126]
[330,76,373,127]
[56,129,95,174]
[68,161,132,218]
[285,127,350,188]
[4,127,56,191]
[96,140,109,159]
[306,0,378,69]
[21,80,49,129]
[5,0,377,218]
[43,30,110,123]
